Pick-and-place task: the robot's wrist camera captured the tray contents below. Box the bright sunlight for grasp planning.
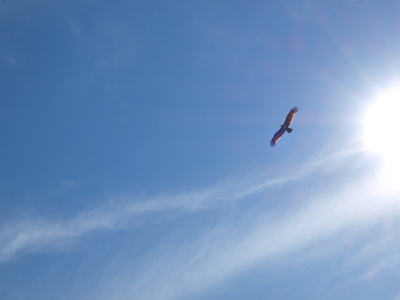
[364,86,400,187]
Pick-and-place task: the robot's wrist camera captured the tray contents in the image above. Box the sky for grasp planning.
[1,0,400,299]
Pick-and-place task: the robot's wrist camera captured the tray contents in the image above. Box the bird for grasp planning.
[270,106,298,147]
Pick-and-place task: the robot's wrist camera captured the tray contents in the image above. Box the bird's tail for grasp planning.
[286,128,293,133]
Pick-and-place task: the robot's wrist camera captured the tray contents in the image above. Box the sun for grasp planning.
[363,86,400,185]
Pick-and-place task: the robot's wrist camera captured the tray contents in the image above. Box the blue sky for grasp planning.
[1,0,400,299]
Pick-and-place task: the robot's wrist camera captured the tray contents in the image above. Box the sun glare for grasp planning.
[364,86,400,186]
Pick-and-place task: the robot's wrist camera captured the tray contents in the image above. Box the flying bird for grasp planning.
[270,106,298,147]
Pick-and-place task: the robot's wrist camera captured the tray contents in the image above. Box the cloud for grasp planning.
[0,146,359,264]
[93,162,400,300]
[2,144,399,300]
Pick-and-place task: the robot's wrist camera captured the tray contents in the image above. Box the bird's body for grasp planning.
[270,107,298,147]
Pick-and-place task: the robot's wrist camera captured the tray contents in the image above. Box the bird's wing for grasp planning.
[283,106,298,127]
[270,128,286,147]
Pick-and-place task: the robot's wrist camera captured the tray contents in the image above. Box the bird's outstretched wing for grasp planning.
[270,128,285,147]
[283,106,298,127]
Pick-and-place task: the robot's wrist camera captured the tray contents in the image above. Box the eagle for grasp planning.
[270,106,298,147]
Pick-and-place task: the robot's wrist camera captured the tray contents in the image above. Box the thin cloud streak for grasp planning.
[96,161,400,300]
[0,146,361,263]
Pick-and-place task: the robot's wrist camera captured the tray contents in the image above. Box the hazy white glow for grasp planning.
[364,86,400,186]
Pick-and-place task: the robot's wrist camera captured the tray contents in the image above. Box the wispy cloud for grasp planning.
[94,163,400,300]
[0,146,359,264]
[2,144,399,300]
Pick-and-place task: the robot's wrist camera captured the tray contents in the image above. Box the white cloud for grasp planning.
[2,144,398,300]
[0,146,359,263]
[93,168,400,300]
